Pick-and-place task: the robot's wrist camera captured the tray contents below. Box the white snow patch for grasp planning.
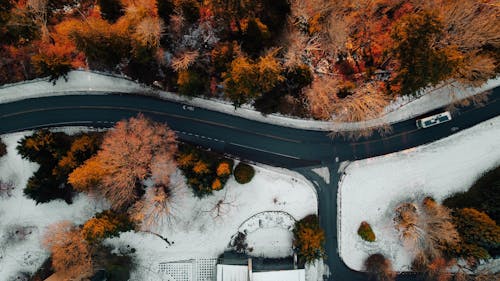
[339,116,500,271]
[247,228,293,258]
[0,132,105,280]
[305,259,330,281]
[311,167,330,184]
[238,211,295,234]
[253,269,305,281]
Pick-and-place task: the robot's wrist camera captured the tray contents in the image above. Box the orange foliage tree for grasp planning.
[43,221,93,279]
[293,214,325,263]
[223,50,284,106]
[82,210,133,243]
[68,114,177,210]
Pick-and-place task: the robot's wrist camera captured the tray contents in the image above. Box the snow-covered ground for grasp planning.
[0,132,106,279]
[1,70,498,132]
[339,116,500,271]
[107,165,318,279]
[0,129,318,280]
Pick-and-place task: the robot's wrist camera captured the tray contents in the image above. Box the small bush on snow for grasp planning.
[0,138,6,157]
[234,163,255,184]
[357,221,376,242]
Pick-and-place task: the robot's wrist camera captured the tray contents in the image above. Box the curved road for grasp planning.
[1,88,499,281]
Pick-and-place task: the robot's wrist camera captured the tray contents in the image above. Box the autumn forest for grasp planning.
[1,0,498,122]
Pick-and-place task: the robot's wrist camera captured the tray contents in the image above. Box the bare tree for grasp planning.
[203,190,236,220]
[424,0,500,51]
[129,180,182,231]
[394,197,460,269]
[305,75,340,120]
[331,82,390,122]
[27,0,49,42]
[453,54,497,87]
[171,50,199,72]
[135,17,165,48]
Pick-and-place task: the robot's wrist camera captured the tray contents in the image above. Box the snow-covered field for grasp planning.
[339,116,500,271]
[0,130,318,280]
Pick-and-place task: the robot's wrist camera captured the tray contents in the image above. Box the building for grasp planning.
[216,258,305,281]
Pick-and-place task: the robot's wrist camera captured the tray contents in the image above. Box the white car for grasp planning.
[416,111,452,129]
[182,105,195,111]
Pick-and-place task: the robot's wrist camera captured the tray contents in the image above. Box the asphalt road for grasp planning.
[1,87,499,281]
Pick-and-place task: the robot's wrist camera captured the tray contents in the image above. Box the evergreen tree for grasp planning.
[390,11,457,96]
[98,0,124,23]
[241,18,271,56]
[444,166,500,224]
[157,0,175,23]
[223,51,283,106]
[453,208,500,251]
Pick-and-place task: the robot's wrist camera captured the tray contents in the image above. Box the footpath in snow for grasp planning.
[338,116,500,271]
[0,70,498,132]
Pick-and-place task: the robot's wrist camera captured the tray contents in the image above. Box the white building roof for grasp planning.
[216,264,249,281]
[252,269,306,281]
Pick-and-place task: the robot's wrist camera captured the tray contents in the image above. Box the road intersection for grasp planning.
[1,87,499,280]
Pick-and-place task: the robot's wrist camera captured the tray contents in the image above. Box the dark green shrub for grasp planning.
[31,52,72,85]
[0,139,6,157]
[357,221,376,242]
[444,166,500,224]
[390,11,457,96]
[157,0,175,23]
[93,246,135,281]
[98,0,124,22]
[177,69,207,96]
[234,162,255,184]
[70,24,131,70]
[293,214,325,264]
[241,17,270,56]
[284,64,313,96]
[178,0,199,24]
[177,143,233,197]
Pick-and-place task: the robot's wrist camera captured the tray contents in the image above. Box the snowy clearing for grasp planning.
[0,70,498,132]
[246,228,293,258]
[106,165,317,279]
[0,132,106,280]
[339,116,500,271]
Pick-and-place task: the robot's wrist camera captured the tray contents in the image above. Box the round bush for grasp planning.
[234,163,255,184]
[358,221,376,242]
